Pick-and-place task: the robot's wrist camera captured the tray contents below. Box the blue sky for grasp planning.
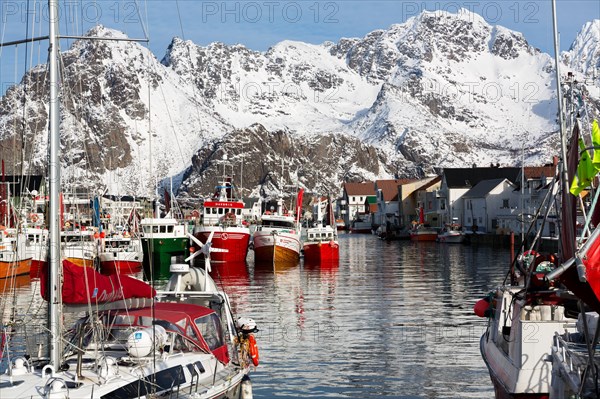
[0,0,599,90]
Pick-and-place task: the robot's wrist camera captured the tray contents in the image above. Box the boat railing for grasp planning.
[552,333,589,393]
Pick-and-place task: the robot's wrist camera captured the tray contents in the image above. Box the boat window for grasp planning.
[152,226,159,234]
[195,313,224,351]
[167,226,174,233]
[236,209,241,215]
[218,208,224,215]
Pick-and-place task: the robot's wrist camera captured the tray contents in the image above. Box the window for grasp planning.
[502,199,509,208]
[440,200,446,210]
[195,314,225,351]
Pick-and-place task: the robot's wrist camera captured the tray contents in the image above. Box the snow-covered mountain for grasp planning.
[0,10,598,198]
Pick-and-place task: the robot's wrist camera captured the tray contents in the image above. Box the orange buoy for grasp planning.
[248,334,259,366]
[474,297,491,318]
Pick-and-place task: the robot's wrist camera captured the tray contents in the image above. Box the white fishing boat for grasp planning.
[99,233,144,275]
[253,190,303,265]
[437,223,465,244]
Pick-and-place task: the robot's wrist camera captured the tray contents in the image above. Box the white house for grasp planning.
[341,182,375,227]
[434,167,521,227]
[461,178,520,233]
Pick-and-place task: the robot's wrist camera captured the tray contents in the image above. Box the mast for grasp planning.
[48,0,62,368]
[552,0,571,232]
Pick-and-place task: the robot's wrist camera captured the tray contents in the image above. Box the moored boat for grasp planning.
[0,229,32,278]
[303,223,339,263]
[140,216,188,280]
[24,227,48,279]
[410,206,437,241]
[194,176,250,263]
[437,223,465,243]
[99,233,144,275]
[303,199,339,263]
[60,229,97,268]
[253,190,303,266]
[409,224,438,241]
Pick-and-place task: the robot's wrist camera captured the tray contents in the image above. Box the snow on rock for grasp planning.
[0,11,598,198]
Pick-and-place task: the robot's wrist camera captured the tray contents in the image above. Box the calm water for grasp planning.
[0,233,510,398]
[216,233,509,399]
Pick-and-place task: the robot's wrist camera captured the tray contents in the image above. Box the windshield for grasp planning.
[195,313,224,351]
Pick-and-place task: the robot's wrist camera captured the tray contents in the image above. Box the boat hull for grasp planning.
[195,227,250,263]
[253,231,300,265]
[480,335,549,399]
[303,241,339,263]
[64,257,95,268]
[410,232,438,241]
[437,233,465,243]
[142,237,189,280]
[0,258,32,278]
[29,259,47,279]
[100,259,143,275]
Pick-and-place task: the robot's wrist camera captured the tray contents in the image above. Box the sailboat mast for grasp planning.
[48,0,62,369]
[552,0,568,202]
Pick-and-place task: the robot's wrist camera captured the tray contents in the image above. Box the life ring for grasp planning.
[30,213,39,223]
[221,232,229,241]
[248,334,259,367]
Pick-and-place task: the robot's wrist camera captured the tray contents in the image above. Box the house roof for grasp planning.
[344,182,375,196]
[523,165,556,180]
[375,179,415,202]
[443,167,521,188]
[462,178,514,198]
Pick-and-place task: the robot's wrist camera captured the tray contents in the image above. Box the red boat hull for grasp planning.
[29,259,47,279]
[303,241,339,263]
[100,260,143,275]
[410,233,438,241]
[195,231,250,262]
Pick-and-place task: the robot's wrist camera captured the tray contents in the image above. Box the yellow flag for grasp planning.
[570,138,596,196]
[592,120,600,170]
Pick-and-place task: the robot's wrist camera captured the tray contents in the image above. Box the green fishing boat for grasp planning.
[140,217,189,280]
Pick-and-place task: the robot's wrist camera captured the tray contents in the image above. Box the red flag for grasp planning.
[296,188,304,224]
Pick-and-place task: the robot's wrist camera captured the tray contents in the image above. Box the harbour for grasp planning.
[2,233,508,398]
[0,1,598,397]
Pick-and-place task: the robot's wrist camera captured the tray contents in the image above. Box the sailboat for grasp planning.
[0,3,257,397]
[477,2,600,398]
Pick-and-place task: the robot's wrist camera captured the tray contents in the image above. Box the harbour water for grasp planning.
[219,233,508,398]
[0,233,509,398]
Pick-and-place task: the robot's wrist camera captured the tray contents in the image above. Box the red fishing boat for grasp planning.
[409,206,437,241]
[194,177,250,263]
[303,199,339,263]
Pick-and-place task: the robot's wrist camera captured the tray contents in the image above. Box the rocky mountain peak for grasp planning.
[563,20,600,78]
